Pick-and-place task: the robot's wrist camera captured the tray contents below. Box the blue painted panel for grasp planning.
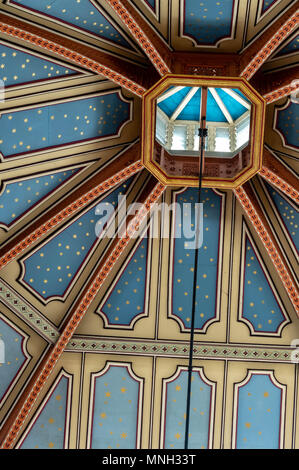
[172,188,222,329]
[236,373,282,449]
[91,365,141,449]
[217,88,247,120]
[242,236,287,333]
[231,88,251,104]
[0,43,77,87]
[264,181,299,253]
[143,0,156,10]
[20,375,69,449]
[261,0,278,14]
[206,89,226,122]
[0,317,27,403]
[177,88,201,121]
[183,0,234,45]
[101,235,148,326]
[0,92,130,158]
[0,168,79,227]
[164,369,213,449]
[276,101,299,149]
[22,178,134,301]
[158,87,192,118]
[12,0,132,49]
[276,34,299,57]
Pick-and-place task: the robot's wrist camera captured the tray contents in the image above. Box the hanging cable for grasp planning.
[184,109,207,450]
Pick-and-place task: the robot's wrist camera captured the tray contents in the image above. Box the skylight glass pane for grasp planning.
[172,125,187,150]
[215,127,230,152]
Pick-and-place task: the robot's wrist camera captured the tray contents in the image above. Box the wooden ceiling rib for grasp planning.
[234,183,299,317]
[0,143,143,269]
[0,12,152,96]
[260,149,299,202]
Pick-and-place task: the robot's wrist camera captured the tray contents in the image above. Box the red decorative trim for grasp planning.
[241,9,299,80]
[259,166,299,203]
[0,161,143,269]
[0,22,146,96]
[0,182,165,449]
[264,82,299,104]
[106,0,171,76]
[234,186,299,316]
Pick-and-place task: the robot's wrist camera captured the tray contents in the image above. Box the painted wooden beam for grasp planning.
[209,87,233,124]
[240,5,299,80]
[106,0,172,76]
[234,183,299,316]
[0,12,151,96]
[170,87,198,121]
[221,88,251,110]
[0,177,165,449]
[260,148,299,203]
[0,142,143,269]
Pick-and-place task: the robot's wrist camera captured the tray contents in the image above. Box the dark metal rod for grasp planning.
[184,118,207,450]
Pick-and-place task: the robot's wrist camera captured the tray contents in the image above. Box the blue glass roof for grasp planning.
[157,86,249,123]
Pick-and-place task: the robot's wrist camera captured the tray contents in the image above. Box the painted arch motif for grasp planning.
[8,0,135,50]
[0,313,30,407]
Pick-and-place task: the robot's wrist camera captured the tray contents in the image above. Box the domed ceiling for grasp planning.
[0,0,298,450]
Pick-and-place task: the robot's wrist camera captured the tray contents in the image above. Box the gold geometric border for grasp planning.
[142,74,266,189]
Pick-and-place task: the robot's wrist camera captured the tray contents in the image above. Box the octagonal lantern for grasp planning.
[141,75,266,189]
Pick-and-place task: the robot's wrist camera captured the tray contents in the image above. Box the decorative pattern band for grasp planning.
[0,161,143,269]
[106,0,171,76]
[0,22,146,96]
[234,186,299,315]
